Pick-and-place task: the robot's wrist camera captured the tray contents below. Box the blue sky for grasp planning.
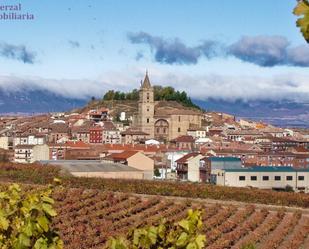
[0,0,309,101]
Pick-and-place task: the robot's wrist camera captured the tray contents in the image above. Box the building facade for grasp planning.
[133,73,203,142]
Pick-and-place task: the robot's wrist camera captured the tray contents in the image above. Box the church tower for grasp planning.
[138,72,154,138]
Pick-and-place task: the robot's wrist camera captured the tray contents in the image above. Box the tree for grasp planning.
[294,0,309,42]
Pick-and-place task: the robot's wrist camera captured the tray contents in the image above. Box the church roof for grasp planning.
[141,72,151,89]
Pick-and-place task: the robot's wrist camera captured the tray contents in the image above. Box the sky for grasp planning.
[0,0,309,102]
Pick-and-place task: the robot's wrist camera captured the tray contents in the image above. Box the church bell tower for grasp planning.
[138,72,154,138]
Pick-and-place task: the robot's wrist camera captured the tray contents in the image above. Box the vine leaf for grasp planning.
[294,0,309,42]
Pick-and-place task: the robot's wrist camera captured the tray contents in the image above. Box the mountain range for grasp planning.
[0,87,308,128]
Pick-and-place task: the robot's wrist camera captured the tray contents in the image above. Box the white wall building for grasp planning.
[215,166,309,193]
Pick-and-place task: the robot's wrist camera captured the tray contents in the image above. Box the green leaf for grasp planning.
[37,216,49,232]
[194,235,206,249]
[176,232,189,247]
[34,237,48,249]
[0,216,9,231]
[42,203,57,217]
[178,220,190,232]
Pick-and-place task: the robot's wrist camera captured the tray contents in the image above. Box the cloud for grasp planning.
[287,45,309,67]
[135,51,144,61]
[128,32,309,67]
[1,68,309,103]
[68,40,80,48]
[0,42,36,64]
[228,36,309,67]
[127,32,219,65]
[228,36,289,67]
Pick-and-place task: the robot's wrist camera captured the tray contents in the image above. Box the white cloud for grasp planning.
[0,69,309,103]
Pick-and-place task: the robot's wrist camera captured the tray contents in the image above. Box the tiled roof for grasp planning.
[172,135,195,143]
[176,153,200,163]
[106,151,139,160]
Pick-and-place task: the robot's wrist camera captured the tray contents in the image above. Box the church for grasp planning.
[132,73,203,142]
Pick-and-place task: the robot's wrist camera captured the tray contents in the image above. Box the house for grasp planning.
[48,123,71,143]
[87,108,109,122]
[215,166,309,193]
[89,126,103,144]
[14,144,49,163]
[71,125,91,143]
[176,153,206,182]
[187,128,207,139]
[170,135,196,150]
[120,129,149,144]
[49,141,90,160]
[0,136,10,150]
[103,151,154,179]
[14,133,46,146]
[102,121,121,144]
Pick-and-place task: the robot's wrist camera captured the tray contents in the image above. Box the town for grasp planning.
[1,72,308,192]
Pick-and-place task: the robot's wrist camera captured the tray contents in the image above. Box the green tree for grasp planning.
[294,0,309,42]
[103,90,115,101]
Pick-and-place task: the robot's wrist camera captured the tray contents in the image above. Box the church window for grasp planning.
[147,118,150,123]
[178,128,181,132]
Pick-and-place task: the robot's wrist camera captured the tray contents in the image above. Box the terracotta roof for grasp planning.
[106,151,139,160]
[90,126,103,131]
[171,135,195,143]
[64,141,90,148]
[293,147,309,153]
[176,153,200,163]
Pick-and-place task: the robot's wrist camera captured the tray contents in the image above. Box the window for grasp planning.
[251,176,257,181]
[298,176,305,181]
[147,118,149,123]
[239,176,246,181]
[274,176,281,181]
[178,116,181,122]
[262,176,269,181]
[286,176,293,181]
[178,128,181,132]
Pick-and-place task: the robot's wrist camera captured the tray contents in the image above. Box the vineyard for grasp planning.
[1,163,309,208]
[48,187,309,249]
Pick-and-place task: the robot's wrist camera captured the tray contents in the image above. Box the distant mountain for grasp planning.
[0,86,308,128]
[194,98,309,128]
[0,88,87,114]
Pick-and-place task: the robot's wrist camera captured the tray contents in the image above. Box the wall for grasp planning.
[127,152,154,179]
[0,136,9,150]
[72,171,144,179]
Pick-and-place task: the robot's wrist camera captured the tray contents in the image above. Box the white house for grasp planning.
[14,144,49,163]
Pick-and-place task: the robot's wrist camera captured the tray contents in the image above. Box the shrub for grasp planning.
[105,209,206,249]
[0,181,63,248]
